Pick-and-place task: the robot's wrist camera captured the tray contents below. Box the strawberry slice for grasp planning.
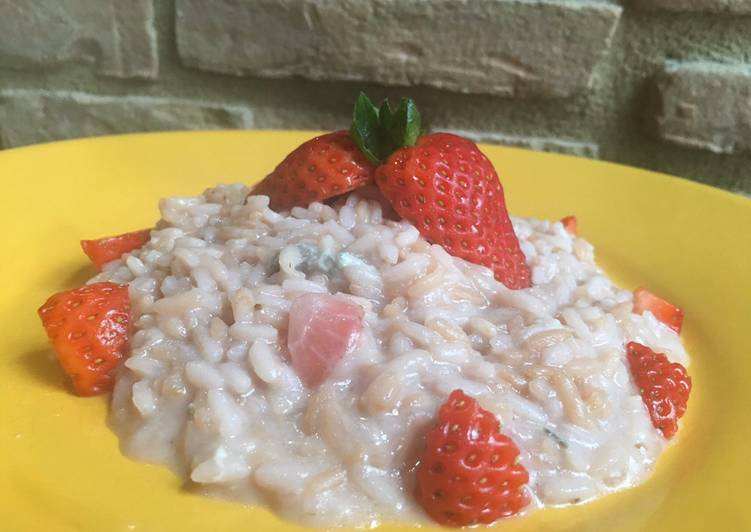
[561,215,577,235]
[633,288,684,333]
[81,229,151,271]
[251,130,376,211]
[416,390,530,526]
[38,282,130,396]
[375,133,531,289]
[626,342,691,439]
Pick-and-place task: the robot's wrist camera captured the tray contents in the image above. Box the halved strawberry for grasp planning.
[561,215,577,235]
[626,342,691,439]
[633,288,684,333]
[251,130,376,211]
[81,229,151,271]
[38,282,130,396]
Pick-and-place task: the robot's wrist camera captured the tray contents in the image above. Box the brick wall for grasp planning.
[0,0,749,192]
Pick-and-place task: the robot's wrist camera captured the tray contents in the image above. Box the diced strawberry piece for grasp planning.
[287,293,364,387]
[626,342,691,439]
[252,130,376,211]
[81,229,151,271]
[633,288,684,333]
[416,390,530,526]
[38,282,130,396]
[561,215,577,235]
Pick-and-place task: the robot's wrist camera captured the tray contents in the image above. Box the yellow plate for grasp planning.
[1,131,749,532]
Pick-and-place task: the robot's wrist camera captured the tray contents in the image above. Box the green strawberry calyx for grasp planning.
[350,92,422,165]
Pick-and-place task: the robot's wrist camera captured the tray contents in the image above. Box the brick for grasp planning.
[0,91,253,148]
[0,0,158,79]
[176,0,622,98]
[655,62,751,154]
[635,0,751,14]
[445,129,600,158]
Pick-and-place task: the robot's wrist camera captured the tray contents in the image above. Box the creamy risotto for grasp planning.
[90,184,689,527]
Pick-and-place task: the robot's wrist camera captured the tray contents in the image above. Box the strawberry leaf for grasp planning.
[378,99,393,126]
[351,92,423,165]
[387,97,421,149]
[351,92,384,165]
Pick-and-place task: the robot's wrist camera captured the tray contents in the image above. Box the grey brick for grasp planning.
[445,129,600,158]
[655,62,751,154]
[0,0,158,79]
[635,0,751,14]
[176,0,622,98]
[0,91,253,148]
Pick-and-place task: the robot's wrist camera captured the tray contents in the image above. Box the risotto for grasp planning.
[87,183,689,527]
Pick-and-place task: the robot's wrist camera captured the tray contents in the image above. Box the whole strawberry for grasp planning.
[254,93,532,290]
[38,282,130,396]
[345,93,530,289]
[626,341,691,439]
[376,133,531,289]
[416,390,530,527]
[252,130,376,211]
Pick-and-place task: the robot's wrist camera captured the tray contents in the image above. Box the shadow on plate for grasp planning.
[63,264,96,289]
[18,346,67,392]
